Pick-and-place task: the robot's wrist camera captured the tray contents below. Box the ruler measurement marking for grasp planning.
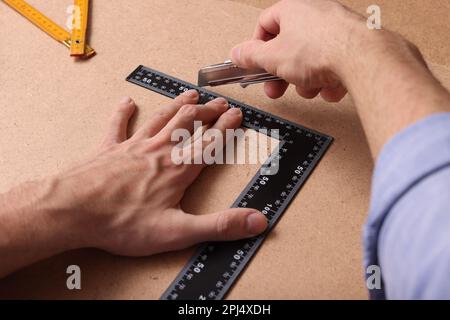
[126,65,332,300]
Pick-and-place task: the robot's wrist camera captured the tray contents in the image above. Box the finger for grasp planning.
[188,107,243,170]
[320,84,348,102]
[102,97,136,146]
[253,6,281,40]
[254,26,277,42]
[132,89,199,140]
[188,97,232,143]
[295,86,321,99]
[178,208,268,245]
[264,80,289,99]
[209,107,243,137]
[230,39,276,70]
[153,98,229,144]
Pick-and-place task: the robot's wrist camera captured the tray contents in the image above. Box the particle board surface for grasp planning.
[0,0,448,299]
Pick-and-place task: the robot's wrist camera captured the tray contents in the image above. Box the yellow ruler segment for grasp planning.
[70,0,89,56]
[2,0,95,58]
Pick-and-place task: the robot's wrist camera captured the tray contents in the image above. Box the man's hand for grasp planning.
[63,91,267,255]
[0,91,267,277]
[231,0,450,157]
[231,0,356,101]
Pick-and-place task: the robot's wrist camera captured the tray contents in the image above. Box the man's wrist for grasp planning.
[12,176,87,250]
[0,176,86,277]
[37,175,93,251]
[332,18,423,92]
[328,13,383,83]
[329,14,450,157]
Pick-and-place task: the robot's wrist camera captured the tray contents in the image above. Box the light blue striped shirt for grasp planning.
[364,113,450,299]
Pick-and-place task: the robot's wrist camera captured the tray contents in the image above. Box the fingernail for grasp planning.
[246,211,267,235]
[120,96,132,104]
[183,89,198,97]
[227,107,242,115]
[231,46,241,63]
[211,97,228,105]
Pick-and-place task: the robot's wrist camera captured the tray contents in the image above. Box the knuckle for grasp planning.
[143,139,165,153]
[222,114,240,127]
[241,45,253,65]
[256,42,274,70]
[177,95,195,104]
[116,102,133,114]
[97,142,112,154]
[216,212,233,237]
[178,104,199,118]
[153,110,171,121]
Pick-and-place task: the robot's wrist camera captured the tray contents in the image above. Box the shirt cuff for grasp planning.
[364,112,450,299]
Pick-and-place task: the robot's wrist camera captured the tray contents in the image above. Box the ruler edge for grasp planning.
[126,65,333,141]
[161,137,332,300]
[126,65,334,300]
[160,137,332,300]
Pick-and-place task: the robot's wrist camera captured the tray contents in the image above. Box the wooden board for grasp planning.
[0,0,448,299]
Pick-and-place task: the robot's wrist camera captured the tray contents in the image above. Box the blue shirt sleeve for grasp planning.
[364,113,450,299]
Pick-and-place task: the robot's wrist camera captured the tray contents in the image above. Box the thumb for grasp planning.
[231,39,271,70]
[182,208,268,244]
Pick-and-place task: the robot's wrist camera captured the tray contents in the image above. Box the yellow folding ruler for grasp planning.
[70,0,89,56]
[2,0,95,58]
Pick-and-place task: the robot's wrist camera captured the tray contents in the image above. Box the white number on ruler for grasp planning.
[262,203,273,215]
[66,5,81,30]
[295,166,304,175]
[193,262,205,274]
[260,176,269,185]
[234,249,244,261]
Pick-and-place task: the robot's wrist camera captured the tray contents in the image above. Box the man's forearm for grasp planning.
[335,19,450,158]
[369,114,450,298]
[0,177,81,278]
[333,15,450,299]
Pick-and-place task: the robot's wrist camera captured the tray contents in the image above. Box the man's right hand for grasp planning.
[231,0,450,159]
[230,0,363,102]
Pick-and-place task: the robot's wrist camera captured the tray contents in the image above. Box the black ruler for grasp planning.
[126,65,333,300]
